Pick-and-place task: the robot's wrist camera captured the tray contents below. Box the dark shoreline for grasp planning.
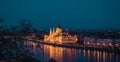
[26,39,120,53]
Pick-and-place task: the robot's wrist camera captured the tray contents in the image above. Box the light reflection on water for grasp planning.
[24,41,120,62]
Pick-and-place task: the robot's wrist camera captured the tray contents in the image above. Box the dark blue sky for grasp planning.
[0,0,120,30]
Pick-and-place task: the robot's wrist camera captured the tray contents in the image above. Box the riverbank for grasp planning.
[25,39,120,53]
[24,39,120,62]
[41,42,120,53]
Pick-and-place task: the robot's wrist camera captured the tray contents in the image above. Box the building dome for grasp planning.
[56,26,62,34]
[57,25,61,28]
[44,26,78,43]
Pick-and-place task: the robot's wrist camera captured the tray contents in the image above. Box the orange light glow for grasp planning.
[49,46,63,62]
[44,26,78,43]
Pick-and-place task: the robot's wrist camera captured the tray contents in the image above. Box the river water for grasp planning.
[24,41,120,62]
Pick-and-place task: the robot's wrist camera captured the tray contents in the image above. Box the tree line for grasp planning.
[0,18,40,62]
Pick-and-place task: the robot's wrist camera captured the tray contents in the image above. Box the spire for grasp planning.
[50,28,52,35]
[53,28,55,33]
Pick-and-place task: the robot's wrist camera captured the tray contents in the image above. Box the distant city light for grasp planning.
[115,44,119,46]
[103,43,105,46]
[97,43,100,45]
[109,43,112,46]
[87,42,90,45]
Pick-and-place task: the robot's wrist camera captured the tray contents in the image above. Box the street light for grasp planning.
[115,44,119,46]
[109,43,112,46]
[103,43,105,46]
[87,42,90,45]
[97,43,100,45]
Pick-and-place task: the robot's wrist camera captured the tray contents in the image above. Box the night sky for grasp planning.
[0,0,120,30]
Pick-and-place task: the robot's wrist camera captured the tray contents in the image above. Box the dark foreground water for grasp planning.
[24,41,120,62]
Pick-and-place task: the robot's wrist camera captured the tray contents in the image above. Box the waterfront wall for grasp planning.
[83,37,120,47]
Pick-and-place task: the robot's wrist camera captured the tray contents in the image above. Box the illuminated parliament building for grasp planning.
[44,26,78,44]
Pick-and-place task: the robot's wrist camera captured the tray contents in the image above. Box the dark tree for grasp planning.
[0,18,3,23]
[18,19,33,36]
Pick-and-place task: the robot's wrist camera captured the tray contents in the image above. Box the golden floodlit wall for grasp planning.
[44,26,78,44]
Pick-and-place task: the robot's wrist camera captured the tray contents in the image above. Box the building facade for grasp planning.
[44,26,78,44]
[83,36,120,47]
